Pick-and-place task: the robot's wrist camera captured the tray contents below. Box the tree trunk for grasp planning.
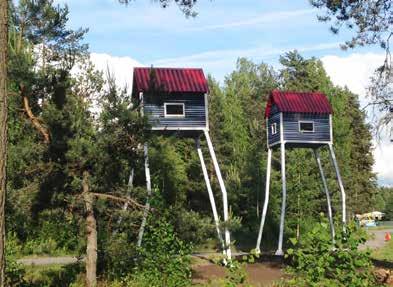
[83,171,97,287]
[0,0,8,285]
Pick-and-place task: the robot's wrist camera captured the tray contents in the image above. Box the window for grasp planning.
[271,123,277,135]
[299,121,314,133]
[164,103,185,118]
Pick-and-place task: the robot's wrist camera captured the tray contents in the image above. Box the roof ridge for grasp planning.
[134,67,203,70]
[265,90,333,118]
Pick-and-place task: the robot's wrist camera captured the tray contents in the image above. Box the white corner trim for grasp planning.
[205,93,209,131]
[329,114,333,143]
[280,112,284,143]
[140,92,144,117]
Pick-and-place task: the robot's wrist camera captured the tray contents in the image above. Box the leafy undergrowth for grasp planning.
[283,215,382,287]
[24,263,83,287]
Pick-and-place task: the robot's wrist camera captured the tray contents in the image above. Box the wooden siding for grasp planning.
[283,113,331,142]
[144,93,206,129]
[267,112,331,148]
[267,112,281,146]
[270,104,279,115]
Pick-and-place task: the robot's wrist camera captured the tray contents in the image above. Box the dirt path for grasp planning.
[17,256,81,266]
[192,261,284,286]
[360,229,393,250]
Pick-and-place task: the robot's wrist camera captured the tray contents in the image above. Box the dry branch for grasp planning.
[21,86,50,144]
[90,192,146,209]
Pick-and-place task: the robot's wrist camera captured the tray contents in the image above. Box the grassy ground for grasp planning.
[372,239,393,262]
[23,263,83,287]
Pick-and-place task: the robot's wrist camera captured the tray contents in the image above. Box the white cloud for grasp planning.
[153,42,341,81]
[155,42,340,65]
[321,53,385,106]
[90,53,144,90]
[180,8,316,32]
[321,53,393,186]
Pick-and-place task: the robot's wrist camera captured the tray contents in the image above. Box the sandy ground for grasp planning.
[360,228,393,250]
[192,261,284,286]
[17,256,81,266]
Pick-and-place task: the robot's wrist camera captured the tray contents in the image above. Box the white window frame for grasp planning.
[164,103,185,118]
[299,121,315,133]
[271,123,277,135]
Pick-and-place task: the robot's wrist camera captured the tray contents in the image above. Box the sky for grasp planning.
[57,0,393,186]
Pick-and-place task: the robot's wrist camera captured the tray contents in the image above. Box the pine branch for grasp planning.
[90,192,146,209]
[21,85,50,144]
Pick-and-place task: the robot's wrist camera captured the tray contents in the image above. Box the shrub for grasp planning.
[5,233,26,287]
[284,214,381,287]
[127,215,192,287]
[98,232,138,279]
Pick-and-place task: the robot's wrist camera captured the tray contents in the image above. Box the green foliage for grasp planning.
[98,232,138,280]
[285,215,379,287]
[24,263,83,287]
[5,233,26,287]
[381,187,393,220]
[129,215,193,287]
[21,210,82,256]
[224,260,250,287]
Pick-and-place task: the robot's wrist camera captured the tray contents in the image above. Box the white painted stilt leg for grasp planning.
[114,168,134,234]
[328,144,346,226]
[195,138,225,251]
[137,143,152,247]
[276,143,286,256]
[204,130,231,260]
[256,148,272,254]
[313,149,335,242]
[122,169,134,212]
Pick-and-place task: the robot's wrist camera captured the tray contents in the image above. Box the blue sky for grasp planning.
[58,0,393,186]
[60,0,380,79]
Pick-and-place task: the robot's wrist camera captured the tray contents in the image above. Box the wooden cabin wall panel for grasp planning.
[270,104,279,115]
[268,112,281,146]
[144,93,206,129]
[283,114,331,142]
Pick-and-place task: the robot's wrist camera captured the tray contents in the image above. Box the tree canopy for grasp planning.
[311,0,393,131]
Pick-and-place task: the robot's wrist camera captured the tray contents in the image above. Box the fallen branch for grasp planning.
[90,192,146,209]
[21,85,50,144]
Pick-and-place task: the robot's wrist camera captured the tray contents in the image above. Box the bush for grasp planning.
[98,232,138,279]
[284,215,381,287]
[127,215,192,287]
[24,263,83,287]
[22,238,59,256]
[5,233,26,287]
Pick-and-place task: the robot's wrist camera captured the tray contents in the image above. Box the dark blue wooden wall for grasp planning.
[267,112,281,146]
[283,113,330,143]
[267,104,331,148]
[144,93,207,129]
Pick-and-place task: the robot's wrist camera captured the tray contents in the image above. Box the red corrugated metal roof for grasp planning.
[132,67,209,95]
[265,90,333,118]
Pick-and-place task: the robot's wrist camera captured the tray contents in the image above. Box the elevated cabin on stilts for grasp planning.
[256,90,347,256]
[133,67,209,133]
[132,67,232,260]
